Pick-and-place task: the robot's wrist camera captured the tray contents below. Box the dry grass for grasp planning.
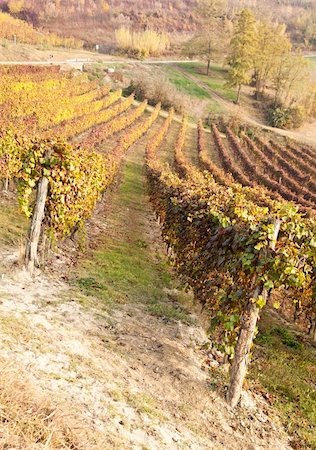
[115,27,170,57]
[128,70,190,114]
[0,357,105,449]
[0,196,27,248]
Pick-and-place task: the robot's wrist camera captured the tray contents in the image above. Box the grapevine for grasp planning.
[81,100,148,150]
[49,91,132,140]
[242,134,315,208]
[269,139,316,189]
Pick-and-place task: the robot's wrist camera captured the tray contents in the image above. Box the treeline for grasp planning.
[226,0,316,47]
[2,0,316,49]
[227,9,315,128]
[184,1,315,129]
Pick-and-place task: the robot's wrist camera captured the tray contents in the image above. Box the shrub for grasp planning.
[272,326,302,349]
[267,104,306,129]
[126,71,189,114]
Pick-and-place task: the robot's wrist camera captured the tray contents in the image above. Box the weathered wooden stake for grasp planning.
[309,318,316,341]
[25,177,49,274]
[226,218,281,408]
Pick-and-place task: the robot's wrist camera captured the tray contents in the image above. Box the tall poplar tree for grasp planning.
[227,8,257,104]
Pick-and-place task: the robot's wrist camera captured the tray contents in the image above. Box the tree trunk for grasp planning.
[255,79,262,100]
[25,177,49,274]
[207,59,211,76]
[226,218,281,408]
[236,85,242,104]
[293,301,300,323]
[254,71,261,100]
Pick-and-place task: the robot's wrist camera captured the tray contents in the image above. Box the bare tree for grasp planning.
[183,0,228,75]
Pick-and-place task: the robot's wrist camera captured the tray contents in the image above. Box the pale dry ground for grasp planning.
[0,41,100,62]
[0,41,197,65]
[0,270,291,450]
[0,133,292,450]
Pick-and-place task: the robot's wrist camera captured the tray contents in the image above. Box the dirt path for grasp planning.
[183,126,199,168]
[0,132,291,449]
[178,68,316,147]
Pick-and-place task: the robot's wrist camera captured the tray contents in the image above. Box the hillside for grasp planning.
[0,11,83,48]
[1,0,315,45]
[0,0,197,44]
[0,64,315,449]
[0,145,294,450]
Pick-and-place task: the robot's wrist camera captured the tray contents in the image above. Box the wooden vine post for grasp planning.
[309,317,316,341]
[4,177,9,192]
[226,218,281,408]
[24,176,49,274]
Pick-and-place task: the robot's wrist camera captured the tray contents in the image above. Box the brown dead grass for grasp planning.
[0,357,105,450]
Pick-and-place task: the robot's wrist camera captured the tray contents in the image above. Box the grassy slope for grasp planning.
[165,66,210,99]
[307,56,316,69]
[0,197,27,249]
[176,62,237,102]
[164,65,223,114]
[162,62,240,117]
[0,119,315,448]
[251,314,316,449]
[75,126,194,324]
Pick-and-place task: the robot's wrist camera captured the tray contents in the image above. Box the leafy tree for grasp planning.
[183,32,221,75]
[271,51,309,107]
[183,0,227,75]
[7,0,25,14]
[252,22,290,100]
[196,0,226,20]
[290,6,316,46]
[251,18,312,125]
[227,8,257,104]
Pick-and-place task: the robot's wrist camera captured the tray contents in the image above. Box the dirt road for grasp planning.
[0,58,199,71]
